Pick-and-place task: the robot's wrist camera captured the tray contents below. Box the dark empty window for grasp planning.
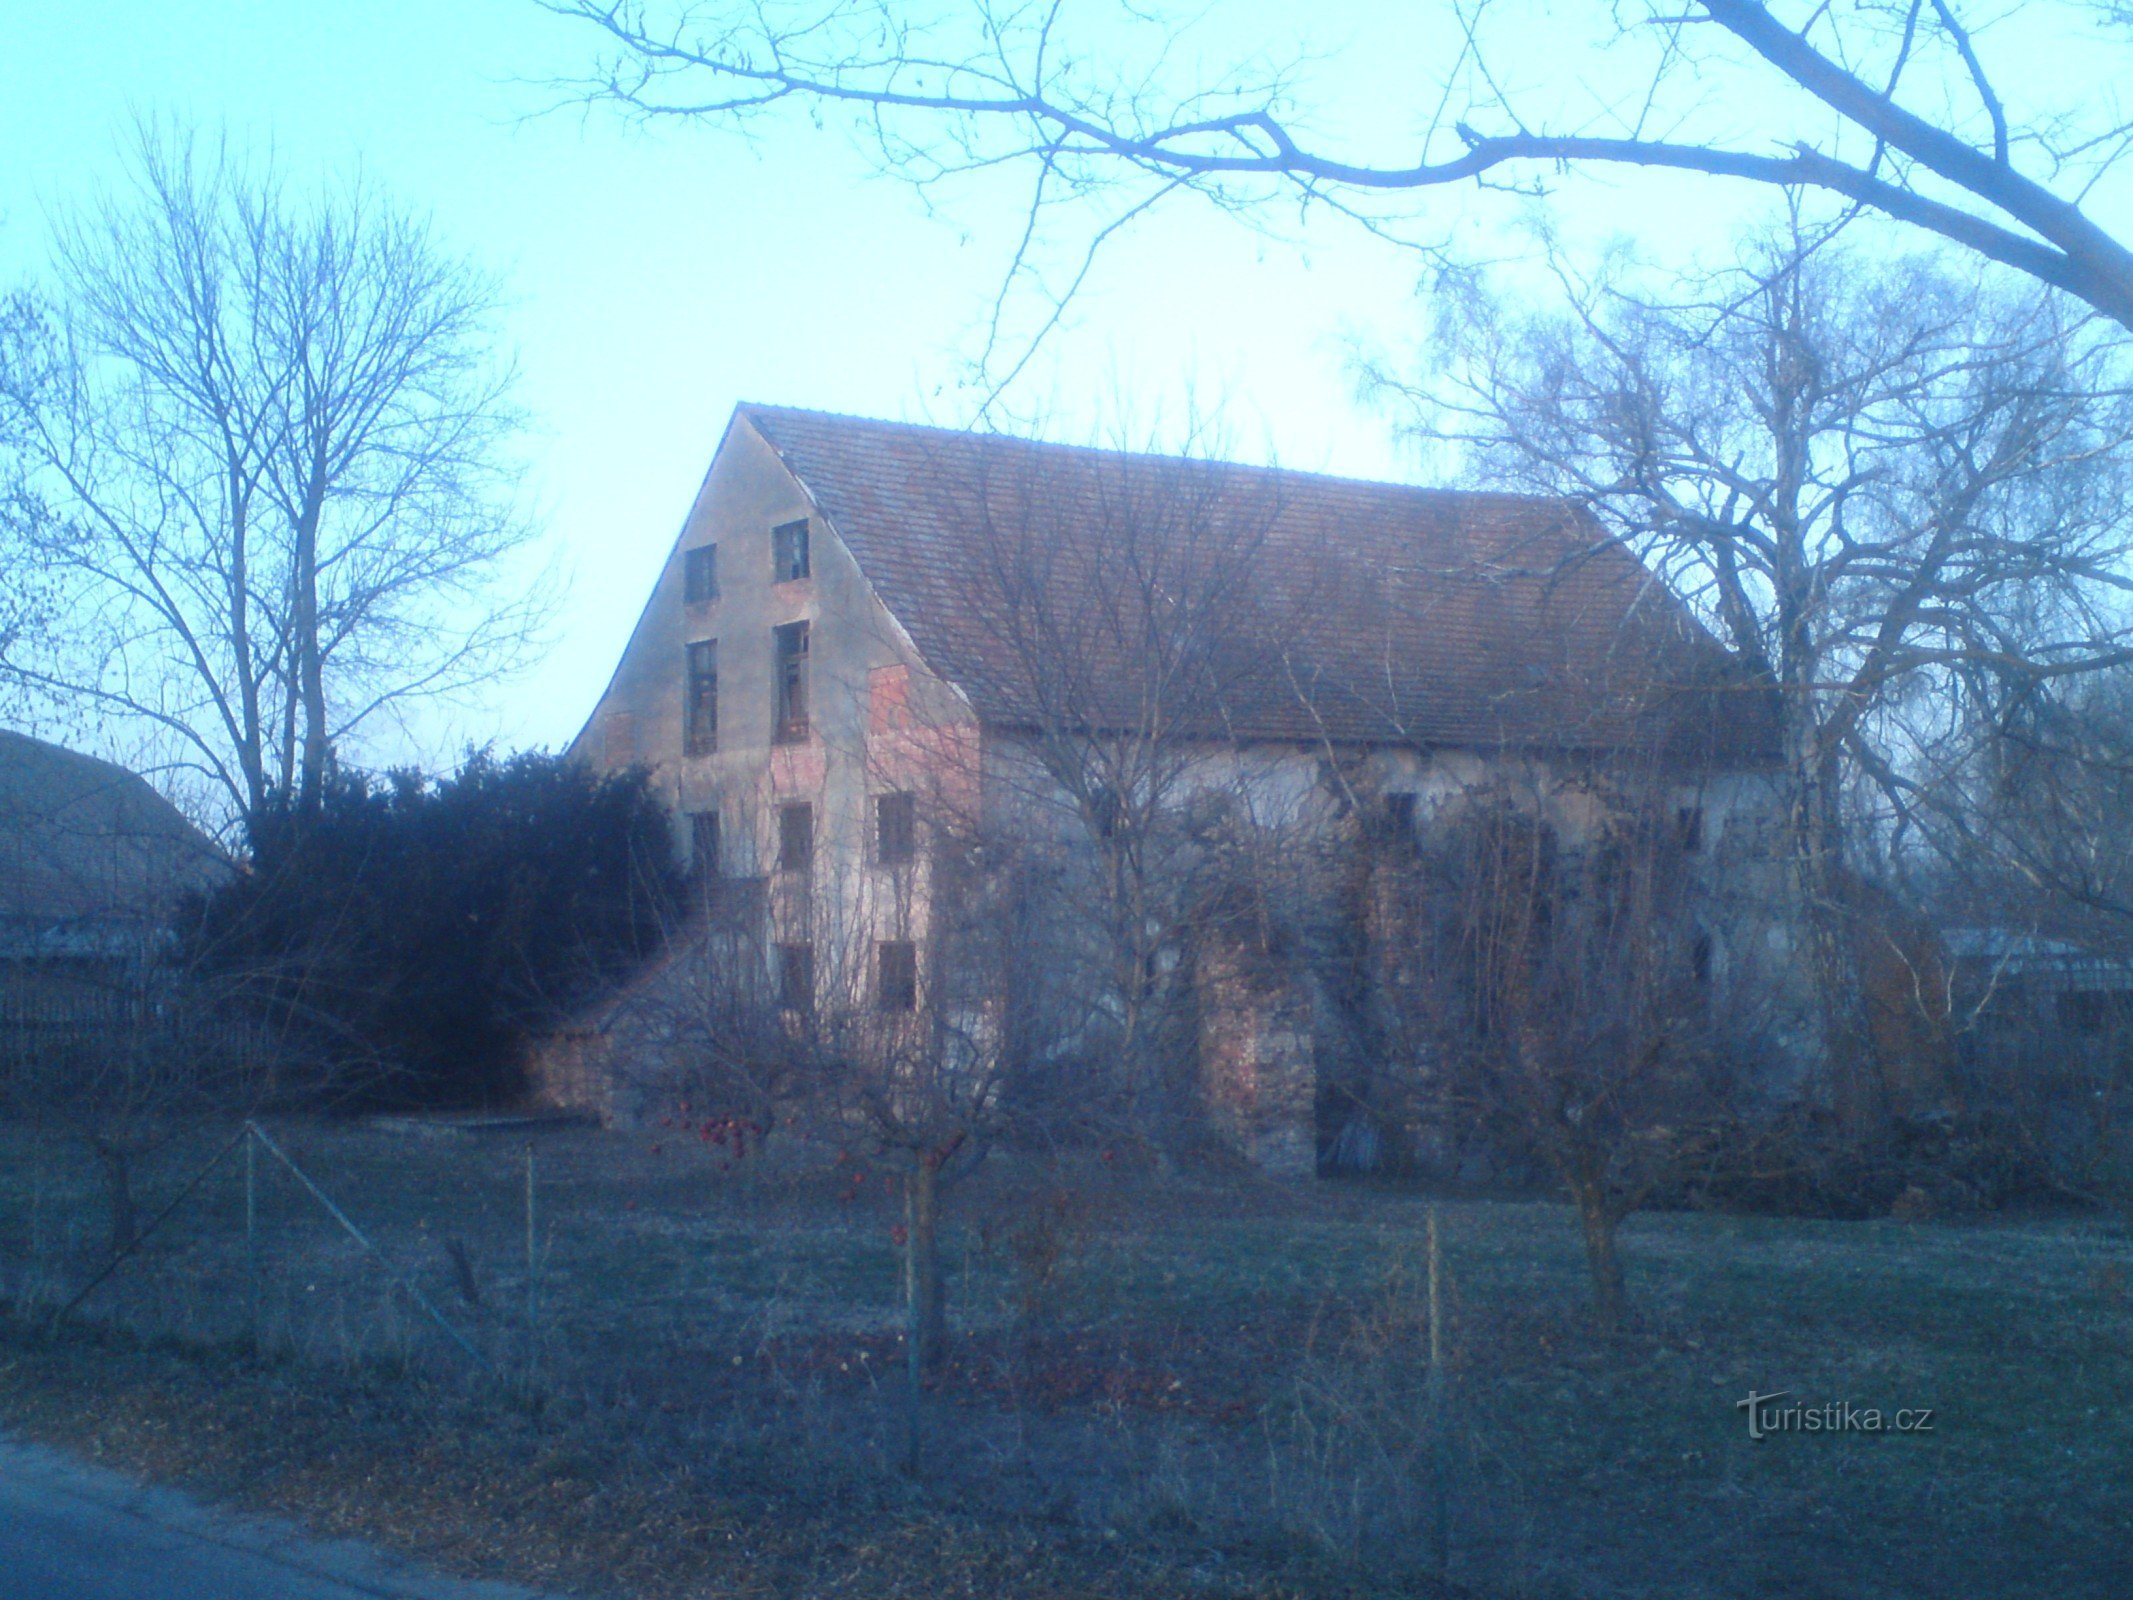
[878,941,917,1012]
[776,943,814,1014]
[1091,786,1122,839]
[774,621,810,741]
[773,518,811,582]
[1692,930,1714,986]
[690,810,720,877]
[684,544,718,604]
[777,801,813,873]
[1676,806,1704,853]
[685,640,718,755]
[876,791,915,865]
[1386,793,1418,832]
[2058,991,2118,1035]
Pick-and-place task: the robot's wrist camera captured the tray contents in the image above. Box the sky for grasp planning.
[5,1,2123,780]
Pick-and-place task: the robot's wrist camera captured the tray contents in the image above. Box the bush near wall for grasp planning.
[192,751,681,1107]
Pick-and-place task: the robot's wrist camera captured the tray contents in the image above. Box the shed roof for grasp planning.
[0,730,226,947]
[739,405,1780,764]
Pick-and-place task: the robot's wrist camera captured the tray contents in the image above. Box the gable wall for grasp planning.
[570,420,977,941]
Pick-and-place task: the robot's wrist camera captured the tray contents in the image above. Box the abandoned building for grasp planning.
[544,404,1791,1174]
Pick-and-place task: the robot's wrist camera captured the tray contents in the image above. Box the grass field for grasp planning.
[1,1119,2128,1598]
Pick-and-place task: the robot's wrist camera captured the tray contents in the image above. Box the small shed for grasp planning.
[1944,925,2133,1040]
[0,730,226,1052]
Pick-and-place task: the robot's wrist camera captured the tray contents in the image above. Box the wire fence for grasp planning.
[0,1116,576,1381]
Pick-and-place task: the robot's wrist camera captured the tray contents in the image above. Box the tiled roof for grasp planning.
[740,405,1781,764]
[0,730,226,936]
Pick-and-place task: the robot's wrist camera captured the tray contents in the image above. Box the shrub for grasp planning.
[193,750,681,1105]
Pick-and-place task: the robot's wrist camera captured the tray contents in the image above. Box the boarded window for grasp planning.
[690,810,720,877]
[684,544,718,604]
[876,791,915,865]
[774,621,810,741]
[1091,786,1122,839]
[878,940,917,1012]
[772,518,811,582]
[685,640,718,755]
[776,943,814,1014]
[777,801,813,873]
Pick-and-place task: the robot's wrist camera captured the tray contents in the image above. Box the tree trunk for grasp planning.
[901,1157,946,1474]
[1790,745,1883,1133]
[94,1141,137,1258]
[1573,1185,1626,1335]
[293,471,329,814]
[226,480,269,823]
[904,1159,946,1366]
[1766,351,1884,1136]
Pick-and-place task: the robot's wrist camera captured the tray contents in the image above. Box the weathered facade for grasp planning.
[550,405,1792,1172]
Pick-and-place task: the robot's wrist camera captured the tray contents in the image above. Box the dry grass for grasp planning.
[1,1119,2129,1598]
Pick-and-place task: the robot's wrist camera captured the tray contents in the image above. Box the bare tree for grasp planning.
[544,2,2133,338]
[1903,668,2133,1199]
[0,295,55,708]
[609,806,1020,1469]
[928,426,1301,1152]
[588,420,1317,1466]
[1372,216,2133,1116]
[1390,771,1744,1331]
[0,123,542,830]
[1946,666,2133,927]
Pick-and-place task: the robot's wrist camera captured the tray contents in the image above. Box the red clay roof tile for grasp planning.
[740,405,1780,765]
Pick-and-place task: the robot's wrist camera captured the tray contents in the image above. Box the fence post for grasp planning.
[244,1125,259,1353]
[1427,1202,1450,1581]
[28,1120,45,1284]
[523,1141,538,1358]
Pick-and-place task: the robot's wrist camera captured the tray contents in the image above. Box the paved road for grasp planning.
[0,1436,578,1599]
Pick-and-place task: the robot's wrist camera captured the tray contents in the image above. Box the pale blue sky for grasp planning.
[8,2,2111,769]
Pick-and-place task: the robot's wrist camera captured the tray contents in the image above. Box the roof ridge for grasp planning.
[713,402,1779,765]
[0,727,185,810]
[736,401,1572,509]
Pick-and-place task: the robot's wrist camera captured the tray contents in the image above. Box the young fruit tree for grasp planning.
[1395,775,1745,1332]
[594,420,1305,1462]
[616,806,1017,1471]
[921,422,1298,1155]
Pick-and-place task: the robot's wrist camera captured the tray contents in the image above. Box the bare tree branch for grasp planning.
[539,1,2133,344]
[0,121,546,832]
